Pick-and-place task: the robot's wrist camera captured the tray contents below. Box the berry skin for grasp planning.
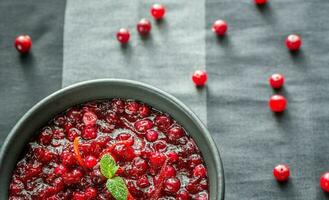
[192,70,208,86]
[145,130,159,142]
[84,155,97,168]
[116,28,130,44]
[320,172,329,192]
[273,164,290,182]
[285,34,302,51]
[137,19,152,35]
[193,164,207,178]
[82,111,97,126]
[254,0,267,5]
[15,35,32,53]
[164,177,181,194]
[212,20,228,36]
[269,95,287,112]
[151,4,166,20]
[269,73,285,89]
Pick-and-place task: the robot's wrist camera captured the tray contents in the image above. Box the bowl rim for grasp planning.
[0,79,225,199]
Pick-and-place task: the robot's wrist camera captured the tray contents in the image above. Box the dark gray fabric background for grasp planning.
[1,0,329,199]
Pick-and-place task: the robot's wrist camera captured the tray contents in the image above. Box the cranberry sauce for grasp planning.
[9,99,209,200]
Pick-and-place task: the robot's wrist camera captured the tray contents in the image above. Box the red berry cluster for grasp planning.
[116,4,166,44]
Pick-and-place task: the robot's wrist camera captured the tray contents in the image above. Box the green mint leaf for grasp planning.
[106,177,128,200]
[100,154,119,179]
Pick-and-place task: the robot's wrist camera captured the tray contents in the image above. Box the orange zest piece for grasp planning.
[73,137,86,168]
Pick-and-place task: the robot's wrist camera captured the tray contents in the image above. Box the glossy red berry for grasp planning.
[15,35,32,54]
[193,164,207,178]
[269,73,285,89]
[137,19,152,35]
[212,20,228,36]
[85,155,97,168]
[320,172,329,192]
[164,177,181,194]
[116,28,130,44]
[285,34,302,51]
[273,164,290,182]
[151,4,166,20]
[269,95,287,112]
[192,70,208,86]
[254,0,267,5]
[146,130,159,142]
[83,111,97,126]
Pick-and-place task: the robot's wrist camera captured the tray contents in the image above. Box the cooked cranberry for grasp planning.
[130,157,148,176]
[153,140,167,152]
[54,164,68,177]
[137,18,152,35]
[82,126,97,140]
[67,128,81,142]
[212,20,227,36]
[125,101,139,114]
[85,155,97,168]
[35,148,53,163]
[167,152,179,163]
[320,172,329,192]
[85,187,97,198]
[269,73,285,89]
[176,190,190,200]
[63,169,83,185]
[273,164,290,182]
[83,111,97,126]
[137,175,150,188]
[139,105,150,117]
[164,166,176,178]
[135,119,154,132]
[72,192,86,200]
[192,70,208,86]
[269,95,287,112]
[167,126,184,141]
[111,99,125,113]
[285,34,302,51]
[188,154,203,168]
[38,128,53,145]
[67,108,83,122]
[113,144,136,161]
[254,0,267,4]
[195,193,209,200]
[146,130,159,142]
[150,4,166,20]
[116,28,130,44]
[15,35,32,53]
[149,153,166,167]
[193,164,207,178]
[164,177,181,194]
[61,152,76,166]
[155,115,172,131]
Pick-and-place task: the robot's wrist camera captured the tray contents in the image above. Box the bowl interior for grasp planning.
[0,79,224,199]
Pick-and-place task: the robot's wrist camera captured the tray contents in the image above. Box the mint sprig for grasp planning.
[100,154,128,200]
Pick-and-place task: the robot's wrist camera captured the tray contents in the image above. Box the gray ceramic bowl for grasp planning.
[0,79,224,199]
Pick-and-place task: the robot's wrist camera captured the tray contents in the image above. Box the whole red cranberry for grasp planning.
[164,177,181,194]
[15,35,32,53]
[82,111,97,126]
[150,4,166,20]
[38,128,53,145]
[149,153,166,167]
[320,172,329,192]
[167,152,179,163]
[273,164,290,182]
[192,70,208,86]
[212,20,228,36]
[269,95,287,112]
[116,28,130,44]
[164,166,176,178]
[176,190,190,200]
[155,115,172,131]
[134,119,154,132]
[167,126,184,141]
[85,155,97,168]
[193,164,207,178]
[145,130,159,142]
[136,175,150,188]
[137,18,152,35]
[254,0,267,5]
[285,34,302,51]
[54,164,68,177]
[85,187,97,198]
[82,126,97,140]
[269,73,285,89]
[138,105,150,117]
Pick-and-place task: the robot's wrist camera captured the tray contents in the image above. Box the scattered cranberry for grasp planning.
[164,177,181,194]
[83,111,97,126]
[269,73,285,89]
[145,130,159,142]
[212,20,228,36]
[134,119,154,132]
[192,70,208,86]
[176,190,190,200]
[15,35,32,54]
[150,4,166,20]
[85,155,97,168]
[137,18,152,35]
[193,164,207,178]
[116,28,130,44]
[82,126,97,140]
[85,187,97,198]
[167,152,179,163]
[164,166,176,178]
[254,0,267,5]
[136,175,150,188]
[54,164,68,176]
[320,172,329,192]
[149,153,166,167]
[167,126,184,141]
[269,95,287,112]
[273,164,290,182]
[285,34,302,51]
